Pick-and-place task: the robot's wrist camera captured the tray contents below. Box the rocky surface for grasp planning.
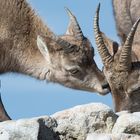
[86,133,140,140]
[112,112,140,135]
[51,103,117,140]
[0,103,139,140]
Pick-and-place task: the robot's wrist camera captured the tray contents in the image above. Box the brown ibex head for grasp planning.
[37,8,110,95]
[94,4,140,112]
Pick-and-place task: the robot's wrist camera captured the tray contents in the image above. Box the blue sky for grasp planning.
[0,0,119,119]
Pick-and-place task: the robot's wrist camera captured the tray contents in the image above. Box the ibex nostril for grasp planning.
[102,83,109,89]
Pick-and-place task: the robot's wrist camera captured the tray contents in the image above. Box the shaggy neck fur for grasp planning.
[0,0,52,80]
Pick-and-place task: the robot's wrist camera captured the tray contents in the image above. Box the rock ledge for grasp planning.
[0,103,139,140]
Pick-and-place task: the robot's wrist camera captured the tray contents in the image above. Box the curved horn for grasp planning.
[119,18,140,71]
[94,3,113,66]
[65,7,84,41]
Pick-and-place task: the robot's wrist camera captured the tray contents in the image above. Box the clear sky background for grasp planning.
[0,0,120,120]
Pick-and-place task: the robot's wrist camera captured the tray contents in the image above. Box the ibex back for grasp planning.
[0,0,110,120]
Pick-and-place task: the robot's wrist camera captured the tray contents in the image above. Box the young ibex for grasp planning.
[0,0,110,121]
[94,4,140,112]
[113,0,140,45]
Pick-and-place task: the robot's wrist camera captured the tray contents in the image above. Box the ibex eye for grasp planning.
[69,69,80,75]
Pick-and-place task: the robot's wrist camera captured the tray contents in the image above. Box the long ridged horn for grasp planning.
[119,18,140,71]
[65,7,84,41]
[94,4,113,66]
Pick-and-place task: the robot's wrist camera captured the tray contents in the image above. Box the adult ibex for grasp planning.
[0,0,110,121]
[94,4,140,112]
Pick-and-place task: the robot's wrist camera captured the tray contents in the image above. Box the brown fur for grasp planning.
[0,0,110,121]
[103,45,140,112]
[113,0,140,45]
[111,0,140,112]
[0,0,109,92]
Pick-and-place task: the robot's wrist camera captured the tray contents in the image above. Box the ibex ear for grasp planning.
[37,35,51,63]
[101,32,119,56]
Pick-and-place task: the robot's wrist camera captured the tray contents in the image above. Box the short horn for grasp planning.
[94,3,113,66]
[119,18,140,71]
[65,7,84,41]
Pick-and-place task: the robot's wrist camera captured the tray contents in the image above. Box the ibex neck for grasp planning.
[0,11,51,80]
[112,90,140,112]
[111,90,125,112]
[17,50,50,80]
[14,31,50,80]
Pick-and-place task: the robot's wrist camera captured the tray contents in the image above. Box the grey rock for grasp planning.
[86,133,140,140]
[86,133,111,140]
[0,116,58,140]
[112,112,140,135]
[116,110,129,116]
[51,103,117,140]
[0,103,140,140]
[0,118,39,140]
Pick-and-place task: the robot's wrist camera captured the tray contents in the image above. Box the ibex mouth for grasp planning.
[102,83,109,89]
[101,83,110,95]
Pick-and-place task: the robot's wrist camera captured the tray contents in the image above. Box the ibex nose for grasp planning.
[102,83,110,89]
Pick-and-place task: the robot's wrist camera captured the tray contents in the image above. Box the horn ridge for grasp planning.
[94,3,113,66]
[119,18,140,71]
[125,18,140,46]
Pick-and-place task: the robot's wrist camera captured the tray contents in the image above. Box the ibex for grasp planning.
[113,0,140,46]
[94,4,140,112]
[0,0,110,121]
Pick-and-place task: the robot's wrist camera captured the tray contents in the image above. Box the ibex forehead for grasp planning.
[61,49,93,68]
[60,35,93,48]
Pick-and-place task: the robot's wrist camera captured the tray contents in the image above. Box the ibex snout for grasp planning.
[100,82,110,95]
[102,83,110,90]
